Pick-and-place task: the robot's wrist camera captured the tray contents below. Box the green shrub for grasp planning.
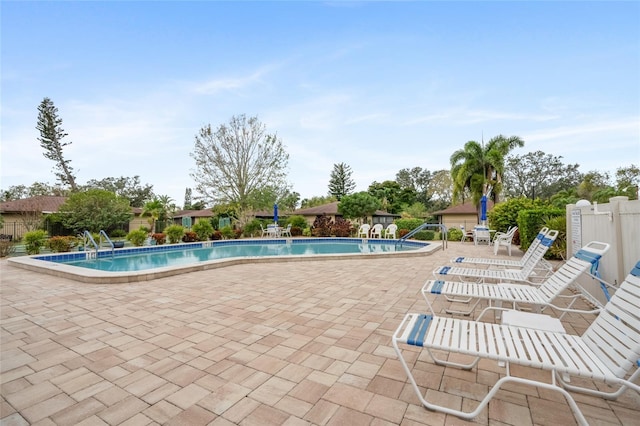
[193,220,214,241]
[287,215,308,229]
[243,219,263,237]
[151,233,166,245]
[302,228,312,237]
[220,225,234,239]
[448,227,463,241]
[488,197,545,234]
[110,229,127,238]
[46,236,78,252]
[395,218,424,233]
[165,224,185,244]
[127,229,147,246]
[543,215,567,260]
[412,230,435,240]
[24,230,48,254]
[518,207,564,251]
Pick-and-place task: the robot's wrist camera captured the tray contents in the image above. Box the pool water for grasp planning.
[43,239,424,272]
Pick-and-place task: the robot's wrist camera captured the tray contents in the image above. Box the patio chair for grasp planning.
[370,224,383,238]
[392,259,640,426]
[424,241,610,317]
[491,225,518,255]
[433,234,563,285]
[357,224,371,238]
[280,224,292,237]
[451,227,556,274]
[385,223,398,239]
[473,226,491,245]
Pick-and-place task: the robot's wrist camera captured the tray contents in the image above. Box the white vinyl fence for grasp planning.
[566,196,640,305]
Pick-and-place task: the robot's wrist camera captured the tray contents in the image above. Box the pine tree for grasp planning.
[184,188,193,210]
[328,163,356,200]
[36,97,78,191]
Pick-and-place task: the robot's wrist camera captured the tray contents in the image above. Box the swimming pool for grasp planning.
[8,238,437,284]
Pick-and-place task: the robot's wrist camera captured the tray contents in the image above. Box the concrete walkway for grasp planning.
[1,241,638,425]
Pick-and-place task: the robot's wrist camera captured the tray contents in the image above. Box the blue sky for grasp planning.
[2,1,639,207]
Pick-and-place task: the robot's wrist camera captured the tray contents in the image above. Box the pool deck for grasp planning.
[1,241,638,425]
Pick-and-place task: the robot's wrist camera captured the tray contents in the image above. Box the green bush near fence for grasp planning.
[24,230,48,255]
[127,229,147,247]
[165,224,185,244]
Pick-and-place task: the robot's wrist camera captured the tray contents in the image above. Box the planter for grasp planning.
[112,241,125,248]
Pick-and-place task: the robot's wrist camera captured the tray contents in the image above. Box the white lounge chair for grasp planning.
[357,224,370,238]
[424,241,610,317]
[492,225,518,255]
[434,234,561,285]
[451,227,556,274]
[370,224,383,238]
[385,223,398,239]
[393,259,640,426]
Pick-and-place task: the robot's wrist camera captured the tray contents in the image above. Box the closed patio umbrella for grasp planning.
[273,203,278,224]
[480,195,487,225]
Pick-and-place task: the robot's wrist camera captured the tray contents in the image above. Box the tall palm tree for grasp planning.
[450,135,524,208]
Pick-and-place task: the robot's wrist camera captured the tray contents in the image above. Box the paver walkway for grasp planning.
[1,241,638,425]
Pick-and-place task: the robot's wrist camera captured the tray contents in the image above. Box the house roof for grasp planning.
[432,201,494,216]
[1,196,144,215]
[0,196,68,213]
[292,201,399,217]
[173,209,214,218]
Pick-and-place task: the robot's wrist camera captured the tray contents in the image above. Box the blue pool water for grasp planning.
[38,238,426,273]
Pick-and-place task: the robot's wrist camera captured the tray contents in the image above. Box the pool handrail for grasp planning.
[396,223,447,250]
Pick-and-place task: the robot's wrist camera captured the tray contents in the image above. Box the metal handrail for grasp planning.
[82,230,99,252]
[99,230,115,250]
[396,223,448,250]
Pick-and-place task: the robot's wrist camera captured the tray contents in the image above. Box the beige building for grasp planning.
[432,201,494,231]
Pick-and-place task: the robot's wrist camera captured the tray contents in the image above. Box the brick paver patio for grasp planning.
[1,241,638,425]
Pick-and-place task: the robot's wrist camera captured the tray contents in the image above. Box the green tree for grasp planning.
[450,134,524,207]
[614,164,640,200]
[190,114,289,210]
[337,192,381,223]
[83,176,154,208]
[428,169,453,210]
[300,195,336,209]
[396,167,432,206]
[328,163,356,200]
[577,170,611,200]
[278,189,301,212]
[503,151,581,200]
[36,97,78,191]
[183,188,193,210]
[57,189,132,234]
[141,196,174,233]
[1,182,67,201]
[367,180,412,214]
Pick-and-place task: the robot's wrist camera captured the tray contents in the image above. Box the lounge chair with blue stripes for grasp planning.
[451,227,556,274]
[424,241,610,317]
[392,259,640,426]
[434,229,561,285]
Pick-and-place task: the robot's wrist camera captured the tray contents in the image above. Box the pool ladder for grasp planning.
[82,230,115,259]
